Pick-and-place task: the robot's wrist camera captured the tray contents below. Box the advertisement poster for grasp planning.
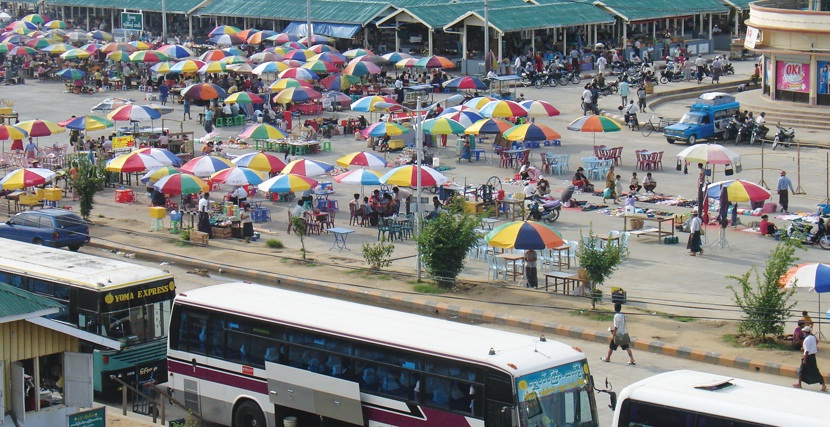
[818,61,829,95]
[764,57,771,86]
[776,61,809,92]
[112,135,135,149]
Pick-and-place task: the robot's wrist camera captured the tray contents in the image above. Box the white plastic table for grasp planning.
[328,227,355,252]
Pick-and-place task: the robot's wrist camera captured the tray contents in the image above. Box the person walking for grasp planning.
[523,249,538,289]
[694,54,706,84]
[636,84,647,113]
[603,166,617,204]
[618,79,630,107]
[596,54,607,76]
[601,303,636,365]
[240,203,254,243]
[777,170,795,213]
[183,99,192,120]
[793,326,827,392]
[688,208,703,256]
[711,55,723,84]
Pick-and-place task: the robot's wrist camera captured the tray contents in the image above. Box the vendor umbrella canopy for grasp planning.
[154,173,209,195]
[129,50,170,63]
[380,52,412,63]
[282,158,335,176]
[210,34,245,46]
[231,151,286,173]
[485,221,564,250]
[16,119,65,137]
[0,168,56,189]
[463,96,496,109]
[237,123,288,140]
[350,95,398,112]
[567,115,621,145]
[267,33,297,44]
[105,50,130,62]
[676,143,742,166]
[59,48,89,60]
[107,105,162,122]
[465,118,514,135]
[101,42,136,54]
[180,155,235,177]
[439,109,484,128]
[259,173,318,193]
[88,30,113,42]
[209,167,264,186]
[128,41,151,50]
[519,100,561,117]
[320,73,359,91]
[55,67,85,80]
[247,30,277,45]
[343,48,373,59]
[278,67,319,81]
[299,35,333,46]
[343,57,381,77]
[21,14,49,25]
[380,165,448,187]
[309,51,345,65]
[134,147,184,167]
[283,48,313,61]
[363,121,411,138]
[273,86,321,104]
[208,25,242,37]
[480,100,528,118]
[41,43,73,55]
[253,61,290,76]
[106,152,164,173]
[169,59,206,74]
[0,124,27,140]
[157,44,194,59]
[334,168,382,186]
[301,60,338,74]
[59,115,114,132]
[395,58,420,69]
[422,117,466,135]
[198,61,228,74]
[336,151,388,170]
[199,49,228,62]
[140,166,180,184]
[268,77,311,92]
[503,123,561,141]
[250,51,282,63]
[225,91,263,104]
[780,262,830,338]
[706,179,771,202]
[443,76,488,91]
[182,82,227,101]
[415,55,454,69]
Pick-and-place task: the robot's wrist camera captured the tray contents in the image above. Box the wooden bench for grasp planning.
[629,227,660,237]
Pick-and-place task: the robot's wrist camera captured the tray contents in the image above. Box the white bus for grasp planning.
[0,238,175,394]
[167,282,602,427]
[612,370,830,427]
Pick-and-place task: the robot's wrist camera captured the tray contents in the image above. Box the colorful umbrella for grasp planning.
[320,73,360,91]
[88,30,113,42]
[280,59,303,68]
[463,96,496,109]
[21,14,49,25]
[464,118,514,135]
[324,91,352,106]
[334,169,383,186]
[336,151,388,170]
[140,166,180,183]
[128,50,169,63]
[210,34,245,46]
[258,173,318,193]
[59,115,114,132]
[283,48,313,61]
[222,47,247,57]
[299,35,333,46]
[421,117,466,135]
[169,59,205,74]
[278,67,318,81]
[16,119,65,137]
[181,82,227,101]
[149,61,176,75]
[350,95,398,112]
[309,51,345,65]
[415,55,454,69]
[267,33,298,44]
[199,49,228,62]
[0,168,55,189]
[519,100,561,117]
[55,67,85,80]
[439,110,484,128]
[209,167,264,186]
[7,20,37,31]
[198,61,228,74]
[443,76,488,91]
[237,124,288,140]
[134,147,184,167]
[128,40,151,50]
[227,63,254,74]
[567,115,621,145]
[108,105,162,122]
[101,42,136,54]
[281,158,335,176]
[301,60,337,74]
[676,143,742,166]
[381,52,412,63]
[105,50,130,62]
[364,122,410,138]
[380,165,448,187]
[44,20,67,29]
[106,152,164,173]
[43,29,67,41]
[41,43,73,55]
[343,48,373,59]
[343,57,381,76]
[485,221,564,250]
[780,263,830,293]
[157,44,194,59]
[154,173,209,195]
[250,51,283,63]
[503,123,562,142]
[308,44,340,54]
[208,25,242,37]
[78,42,102,54]
[231,151,287,173]
[253,61,289,76]
[7,45,36,56]
[273,86,322,104]
[180,155,235,178]
[0,124,27,140]
[705,179,770,202]
[247,30,277,45]
[268,77,311,92]
[225,91,264,104]
[480,100,528,118]
[25,38,50,49]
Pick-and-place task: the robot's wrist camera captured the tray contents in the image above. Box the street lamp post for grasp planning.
[376,93,464,282]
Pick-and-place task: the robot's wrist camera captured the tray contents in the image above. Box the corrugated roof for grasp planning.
[720,0,755,9]
[48,0,203,13]
[590,0,729,21]
[200,0,392,24]
[441,1,614,32]
[0,283,62,323]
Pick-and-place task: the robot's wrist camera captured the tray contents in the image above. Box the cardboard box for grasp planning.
[190,231,209,245]
[629,218,644,230]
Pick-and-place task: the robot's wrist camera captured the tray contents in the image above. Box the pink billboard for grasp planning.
[776,61,809,92]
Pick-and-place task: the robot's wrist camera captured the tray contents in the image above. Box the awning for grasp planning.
[27,316,123,350]
[283,22,361,39]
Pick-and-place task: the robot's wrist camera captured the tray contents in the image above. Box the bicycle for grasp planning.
[641,115,676,137]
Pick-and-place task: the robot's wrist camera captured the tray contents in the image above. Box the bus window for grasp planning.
[378,367,409,399]
[207,318,224,358]
[622,400,695,426]
[225,330,251,366]
[357,363,380,392]
[425,375,451,409]
[177,311,207,354]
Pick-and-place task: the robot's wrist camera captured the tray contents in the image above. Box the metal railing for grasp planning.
[109,375,203,426]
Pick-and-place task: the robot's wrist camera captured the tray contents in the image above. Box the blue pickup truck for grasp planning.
[664,92,741,145]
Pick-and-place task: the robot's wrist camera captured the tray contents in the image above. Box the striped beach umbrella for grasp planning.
[268,77,311,92]
[222,47,247,57]
[180,155,235,178]
[129,50,170,63]
[502,123,562,141]
[519,100,561,117]
[363,122,410,138]
[443,76,488,90]
[336,151,388,170]
[8,45,37,56]
[343,48,373,59]
[334,169,383,186]
[231,152,286,173]
[140,166,180,184]
[210,34,244,46]
[16,119,65,137]
[44,20,67,29]
[237,124,288,140]
[415,55,454,69]
[464,118,514,135]
[41,43,73,55]
[343,57,381,76]
[381,52,412,63]
[134,148,184,167]
[25,38,50,49]
[301,60,337,74]
[21,14,49,25]
[258,173,318,193]
[199,49,228,62]
[299,35,333,46]
[463,96,496,109]
[273,86,321,104]
[0,168,56,190]
[309,44,340,53]
[154,173,209,195]
[320,73,360,91]
[309,51,345,65]
[281,159,335,176]
[59,115,115,132]
[249,51,283,64]
[198,61,228,74]
[150,61,176,75]
[283,48,313,61]
[169,59,206,74]
[247,30,277,45]
[106,50,131,62]
[479,100,528,118]
[278,67,318,81]
[350,95,397,112]
[253,61,289,76]
[0,124,28,140]
[380,165,448,187]
[181,82,226,101]
[266,33,297,44]
[107,105,163,122]
[88,30,113,42]
[422,117,467,135]
[208,25,241,37]
[705,179,771,202]
[157,44,194,59]
[485,221,564,250]
[224,91,264,104]
[78,42,102,54]
[128,40,151,50]
[55,67,85,80]
[106,152,164,173]
[220,55,251,65]
[439,110,484,128]
[209,167,265,186]
[101,42,136,54]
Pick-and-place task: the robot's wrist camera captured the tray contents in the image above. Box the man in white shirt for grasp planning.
[794,326,827,391]
[642,172,657,193]
[523,181,537,200]
[231,186,248,206]
[197,192,212,237]
[755,111,768,135]
[595,55,607,75]
[582,85,594,115]
[624,100,639,130]
[291,200,307,218]
[601,303,636,365]
[221,103,232,117]
[514,56,522,76]
[392,186,411,215]
[694,54,706,84]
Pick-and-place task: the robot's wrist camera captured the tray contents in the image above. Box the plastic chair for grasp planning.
[539,153,550,174]
[214,117,224,128]
[225,117,234,127]
[620,232,630,258]
[234,115,245,125]
[567,241,579,266]
[321,141,332,152]
[486,253,508,280]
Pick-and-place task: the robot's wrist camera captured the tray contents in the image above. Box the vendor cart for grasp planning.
[403,84,434,109]
[488,75,522,101]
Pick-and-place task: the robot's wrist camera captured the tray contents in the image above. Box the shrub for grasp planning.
[362,240,394,270]
[290,217,308,259]
[415,198,482,288]
[265,238,284,249]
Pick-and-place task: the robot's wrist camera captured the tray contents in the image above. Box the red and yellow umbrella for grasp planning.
[0,124,28,140]
[106,152,164,173]
[199,49,228,62]
[154,173,209,195]
[231,152,287,173]
[258,173,318,193]
[485,221,564,250]
[479,100,527,118]
[464,118,514,135]
[380,165,448,187]
[503,123,561,142]
[705,179,771,202]
[16,119,65,137]
[269,77,311,92]
[519,100,561,117]
[336,151,388,170]
[101,42,137,54]
[0,168,56,190]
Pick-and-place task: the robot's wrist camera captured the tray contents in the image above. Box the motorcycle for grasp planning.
[659,63,685,84]
[771,122,795,150]
[722,62,735,75]
[749,123,769,145]
[722,119,740,142]
[734,120,754,145]
[786,221,830,250]
[534,69,559,88]
[526,196,561,223]
[565,68,582,85]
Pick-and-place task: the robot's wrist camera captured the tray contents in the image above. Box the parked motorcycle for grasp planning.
[734,120,754,145]
[526,196,562,223]
[749,123,769,145]
[786,220,830,250]
[659,63,685,84]
[722,119,740,142]
[771,122,795,150]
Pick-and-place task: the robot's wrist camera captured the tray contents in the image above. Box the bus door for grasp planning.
[266,362,364,425]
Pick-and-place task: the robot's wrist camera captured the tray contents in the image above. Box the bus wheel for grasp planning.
[233,400,266,427]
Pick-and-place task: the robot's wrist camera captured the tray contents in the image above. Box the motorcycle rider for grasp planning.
[755,111,769,137]
[624,100,639,130]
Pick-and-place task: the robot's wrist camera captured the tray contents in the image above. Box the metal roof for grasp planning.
[200,0,393,24]
[719,0,756,9]
[48,0,204,13]
[590,0,729,21]
[0,283,62,324]
[443,1,614,33]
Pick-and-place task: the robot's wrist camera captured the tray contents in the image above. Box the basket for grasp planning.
[629,218,644,230]
[190,231,209,245]
[170,212,183,222]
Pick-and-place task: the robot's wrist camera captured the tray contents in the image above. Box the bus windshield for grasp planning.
[99,300,171,342]
[516,361,597,427]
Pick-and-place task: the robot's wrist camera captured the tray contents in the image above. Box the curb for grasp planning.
[87,241,828,383]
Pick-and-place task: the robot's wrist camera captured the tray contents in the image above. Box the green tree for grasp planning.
[362,239,395,270]
[290,216,308,259]
[728,240,800,340]
[415,197,483,288]
[69,155,105,220]
[577,227,622,309]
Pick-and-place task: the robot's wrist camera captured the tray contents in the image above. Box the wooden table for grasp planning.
[496,253,524,280]
[598,235,620,248]
[6,191,23,212]
[494,199,525,221]
[622,214,675,244]
[0,113,19,125]
[549,244,571,271]
[481,218,500,230]
[544,271,589,294]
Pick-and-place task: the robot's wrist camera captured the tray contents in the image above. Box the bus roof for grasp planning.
[0,238,172,290]
[177,282,587,376]
[618,370,830,426]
